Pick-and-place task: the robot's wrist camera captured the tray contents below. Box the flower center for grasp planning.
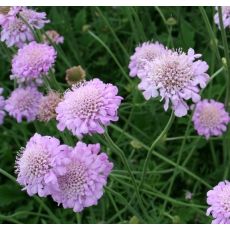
[16,92,35,111]
[57,162,87,199]
[18,146,50,182]
[68,84,102,119]
[154,55,193,94]
[199,105,220,128]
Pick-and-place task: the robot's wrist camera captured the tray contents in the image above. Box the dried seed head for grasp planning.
[65,65,86,86]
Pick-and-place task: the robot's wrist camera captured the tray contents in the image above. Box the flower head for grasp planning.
[37,91,62,122]
[192,99,230,139]
[11,42,56,85]
[214,6,230,29]
[0,6,49,48]
[207,181,230,224]
[5,86,42,122]
[56,79,123,138]
[43,30,64,45]
[128,41,166,78]
[138,48,209,117]
[0,88,6,124]
[65,65,86,86]
[50,142,113,212]
[15,133,71,197]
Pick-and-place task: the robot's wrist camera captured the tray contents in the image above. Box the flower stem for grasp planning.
[139,111,175,189]
[0,168,60,224]
[103,130,149,220]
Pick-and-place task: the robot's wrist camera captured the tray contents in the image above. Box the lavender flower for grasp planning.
[207,181,230,224]
[0,88,5,124]
[15,133,71,197]
[128,41,166,79]
[192,99,230,139]
[138,48,209,117]
[43,30,64,45]
[50,141,113,212]
[0,6,49,48]
[214,6,230,29]
[5,86,42,122]
[11,42,56,85]
[37,91,62,122]
[56,79,123,138]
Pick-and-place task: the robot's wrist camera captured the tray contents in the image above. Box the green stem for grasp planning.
[88,30,132,84]
[218,6,230,109]
[199,7,222,64]
[0,168,60,224]
[103,130,148,220]
[110,124,212,188]
[139,111,175,189]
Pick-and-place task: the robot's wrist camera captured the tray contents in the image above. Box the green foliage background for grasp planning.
[0,6,229,224]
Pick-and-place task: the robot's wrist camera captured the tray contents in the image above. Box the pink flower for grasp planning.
[50,141,113,212]
[5,86,42,122]
[138,48,209,117]
[56,79,123,138]
[207,181,230,224]
[192,99,230,139]
[37,91,62,122]
[15,133,71,197]
[11,42,56,85]
[214,6,230,29]
[0,6,49,48]
[128,41,166,79]
[43,30,64,45]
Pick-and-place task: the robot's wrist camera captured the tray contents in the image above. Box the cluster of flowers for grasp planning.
[0,5,230,222]
[0,6,123,212]
[16,133,113,212]
[128,6,230,224]
[0,6,64,124]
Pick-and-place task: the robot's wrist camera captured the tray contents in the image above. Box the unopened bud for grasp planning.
[65,65,86,86]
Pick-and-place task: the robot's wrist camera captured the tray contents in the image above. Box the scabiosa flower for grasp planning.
[43,30,64,45]
[15,133,71,197]
[37,91,62,122]
[50,142,113,212]
[192,99,230,139]
[0,6,49,48]
[5,86,42,122]
[0,88,5,124]
[138,48,209,117]
[207,181,230,224]
[128,41,167,78]
[11,42,56,84]
[214,6,230,29]
[56,79,123,138]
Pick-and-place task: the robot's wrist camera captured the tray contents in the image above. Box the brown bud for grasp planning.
[0,6,11,15]
[65,65,86,86]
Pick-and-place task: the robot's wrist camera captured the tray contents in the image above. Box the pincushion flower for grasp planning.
[43,30,64,45]
[37,91,62,122]
[56,79,123,138]
[128,41,167,79]
[207,181,230,224]
[50,142,113,212]
[5,86,42,122]
[0,6,49,48]
[15,133,71,197]
[0,88,5,124]
[214,6,230,29]
[192,99,230,139]
[138,48,209,117]
[11,42,56,84]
